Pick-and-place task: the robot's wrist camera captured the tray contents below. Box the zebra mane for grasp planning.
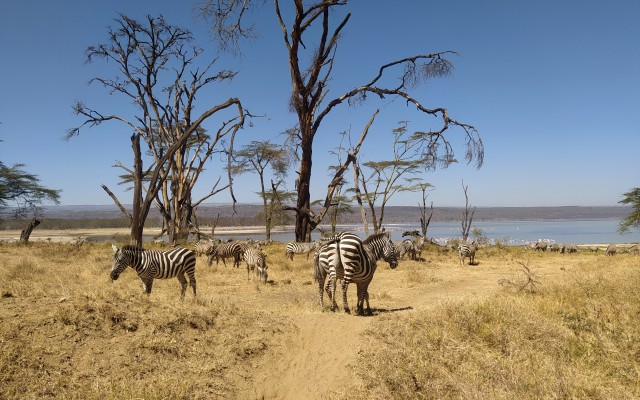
[363,232,389,244]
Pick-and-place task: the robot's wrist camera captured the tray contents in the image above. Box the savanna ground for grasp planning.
[1,235,639,399]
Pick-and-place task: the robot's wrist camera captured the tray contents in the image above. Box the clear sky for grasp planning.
[1,0,638,208]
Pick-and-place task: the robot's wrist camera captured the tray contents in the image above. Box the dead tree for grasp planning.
[461,180,476,242]
[68,14,245,246]
[198,1,484,242]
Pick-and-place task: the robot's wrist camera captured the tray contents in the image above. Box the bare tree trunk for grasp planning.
[19,217,41,242]
[461,180,476,241]
[130,134,144,247]
[352,163,369,236]
[295,133,313,242]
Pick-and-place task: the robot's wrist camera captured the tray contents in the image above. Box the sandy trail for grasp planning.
[238,265,511,400]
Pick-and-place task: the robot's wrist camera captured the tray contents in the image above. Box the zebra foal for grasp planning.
[110,245,197,297]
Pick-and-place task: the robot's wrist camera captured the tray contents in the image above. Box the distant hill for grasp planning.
[39,204,631,222]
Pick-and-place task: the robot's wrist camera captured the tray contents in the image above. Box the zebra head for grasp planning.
[365,232,398,269]
[381,234,399,269]
[110,244,132,281]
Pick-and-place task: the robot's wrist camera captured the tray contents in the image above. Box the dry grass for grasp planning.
[1,240,638,399]
[343,252,640,400]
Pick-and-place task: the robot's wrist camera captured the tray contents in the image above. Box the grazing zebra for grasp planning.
[110,245,196,297]
[194,239,220,257]
[207,241,243,268]
[285,241,319,260]
[534,241,548,252]
[244,247,268,283]
[565,244,579,254]
[314,232,398,315]
[458,240,478,266]
[606,244,617,256]
[550,243,560,252]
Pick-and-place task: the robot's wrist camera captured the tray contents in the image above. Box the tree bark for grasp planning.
[130,133,144,247]
[19,217,41,242]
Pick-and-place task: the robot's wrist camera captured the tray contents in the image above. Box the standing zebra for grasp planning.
[110,245,197,297]
[207,241,243,268]
[458,240,478,266]
[244,247,268,283]
[285,241,319,260]
[314,232,398,315]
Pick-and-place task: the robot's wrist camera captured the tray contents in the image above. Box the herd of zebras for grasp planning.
[109,229,478,315]
[110,231,635,315]
[525,241,638,256]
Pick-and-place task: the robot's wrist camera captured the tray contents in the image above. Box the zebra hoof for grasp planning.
[344,308,351,315]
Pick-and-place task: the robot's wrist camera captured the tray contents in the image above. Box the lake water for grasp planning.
[207,219,639,246]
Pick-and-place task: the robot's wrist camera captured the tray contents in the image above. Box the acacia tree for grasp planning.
[68,14,245,246]
[0,162,61,242]
[618,187,640,234]
[233,140,290,239]
[357,121,434,234]
[199,1,483,241]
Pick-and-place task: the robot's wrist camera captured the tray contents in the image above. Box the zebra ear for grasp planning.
[112,244,119,253]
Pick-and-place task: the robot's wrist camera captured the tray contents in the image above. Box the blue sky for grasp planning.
[1,1,638,208]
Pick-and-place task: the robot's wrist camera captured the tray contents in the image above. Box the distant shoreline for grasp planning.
[9,204,632,222]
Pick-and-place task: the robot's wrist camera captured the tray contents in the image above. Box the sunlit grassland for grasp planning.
[342,251,640,400]
[0,240,638,399]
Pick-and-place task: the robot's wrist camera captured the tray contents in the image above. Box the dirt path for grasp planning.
[238,266,514,399]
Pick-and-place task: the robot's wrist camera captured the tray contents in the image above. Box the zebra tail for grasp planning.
[313,253,323,283]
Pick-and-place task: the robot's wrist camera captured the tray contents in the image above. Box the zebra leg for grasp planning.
[206,254,214,267]
[188,272,197,297]
[358,283,372,316]
[144,278,154,295]
[177,272,188,297]
[341,280,351,314]
[330,270,340,312]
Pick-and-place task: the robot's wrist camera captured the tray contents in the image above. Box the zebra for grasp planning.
[401,231,426,261]
[565,244,579,254]
[110,244,196,297]
[285,241,319,260]
[606,244,617,256]
[458,240,478,266]
[314,232,398,315]
[194,239,220,257]
[393,240,409,259]
[534,241,548,252]
[244,247,268,283]
[207,241,243,268]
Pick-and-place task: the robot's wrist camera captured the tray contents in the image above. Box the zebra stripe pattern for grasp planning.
[194,239,219,256]
[458,240,478,265]
[244,247,268,283]
[207,241,244,268]
[110,245,197,297]
[285,241,319,260]
[315,232,398,315]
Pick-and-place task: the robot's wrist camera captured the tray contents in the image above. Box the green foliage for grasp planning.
[618,187,640,233]
[0,163,61,218]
